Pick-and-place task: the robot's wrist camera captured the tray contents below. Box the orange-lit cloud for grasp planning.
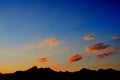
[69,54,82,63]
[38,58,48,62]
[25,38,59,50]
[85,42,109,53]
[83,33,95,40]
[112,36,120,42]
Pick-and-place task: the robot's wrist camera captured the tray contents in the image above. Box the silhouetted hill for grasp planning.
[0,66,120,80]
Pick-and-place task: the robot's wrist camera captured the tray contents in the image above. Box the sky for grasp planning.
[0,0,120,73]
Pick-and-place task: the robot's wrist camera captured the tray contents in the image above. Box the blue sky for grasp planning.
[0,0,120,73]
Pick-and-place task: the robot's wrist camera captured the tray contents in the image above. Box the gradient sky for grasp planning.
[0,0,120,73]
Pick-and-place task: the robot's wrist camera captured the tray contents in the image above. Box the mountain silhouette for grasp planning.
[0,66,120,80]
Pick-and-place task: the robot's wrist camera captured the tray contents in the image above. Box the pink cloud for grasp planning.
[69,54,82,63]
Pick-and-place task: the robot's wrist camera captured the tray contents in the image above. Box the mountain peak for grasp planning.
[27,66,38,71]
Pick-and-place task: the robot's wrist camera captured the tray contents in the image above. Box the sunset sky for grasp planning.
[0,0,120,73]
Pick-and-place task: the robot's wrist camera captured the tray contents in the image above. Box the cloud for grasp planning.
[64,46,71,50]
[24,45,36,50]
[112,36,120,42]
[38,38,59,48]
[38,58,48,62]
[85,42,110,53]
[96,52,111,59]
[69,54,82,63]
[96,47,120,59]
[25,38,59,50]
[104,47,120,53]
[83,33,95,40]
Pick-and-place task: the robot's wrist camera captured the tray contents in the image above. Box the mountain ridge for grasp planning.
[0,66,120,80]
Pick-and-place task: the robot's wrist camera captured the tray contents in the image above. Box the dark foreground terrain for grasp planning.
[0,66,120,80]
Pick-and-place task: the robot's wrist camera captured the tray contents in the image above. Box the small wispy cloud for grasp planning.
[85,42,110,53]
[104,47,120,53]
[38,38,59,48]
[83,33,95,41]
[68,53,82,63]
[96,47,120,59]
[25,38,59,50]
[112,36,120,42]
[38,58,48,62]
[96,52,111,59]
[64,46,71,50]
[24,45,36,50]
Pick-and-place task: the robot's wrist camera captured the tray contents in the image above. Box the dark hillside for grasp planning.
[0,66,120,80]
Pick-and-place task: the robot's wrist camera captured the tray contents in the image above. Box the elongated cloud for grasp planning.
[69,54,82,63]
[96,47,120,59]
[83,34,95,40]
[25,38,59,50]
[85,42,110,53]
[38,38,59,48]
[25,45,36,50]
[112,36,120,42]
[104,47,120,53]
[38,58,48,62]
[97,52,111,59]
